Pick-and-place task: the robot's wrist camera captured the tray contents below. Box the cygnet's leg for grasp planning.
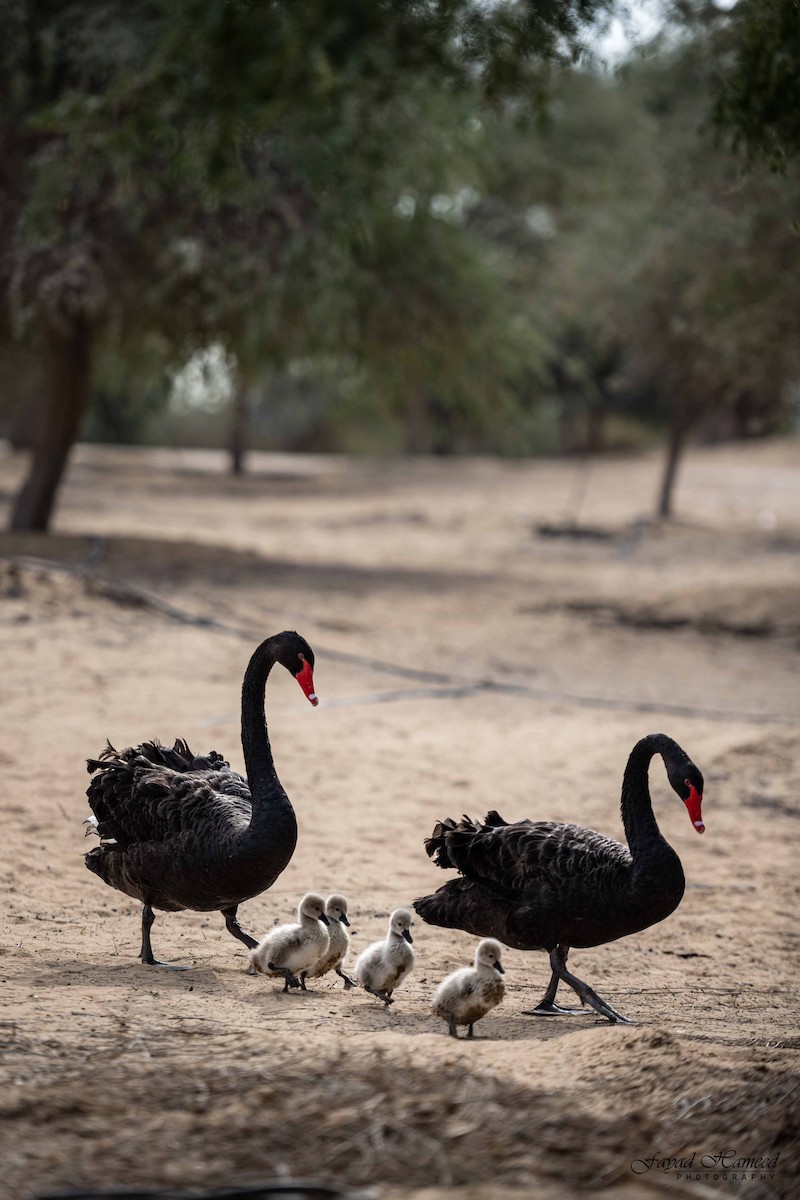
[298,972,308,991]
[466,1024,475,1039]
[221,905,258,951]
[335,965,357,990]
[523,946,591,1016]
[140,904,188,970]
[364,985,394,1006]
[447,1015,459,1039]
[268,962,300,992]
[547,946,633,1024]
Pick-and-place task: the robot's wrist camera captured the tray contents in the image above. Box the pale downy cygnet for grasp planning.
[302,893,356,989]
[248,893,330,991]
[355,908,414,1005]
[432,938,505,1038]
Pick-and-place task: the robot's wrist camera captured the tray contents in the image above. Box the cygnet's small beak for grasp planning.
[402,929,413,944]
[340,914,350,926]
[319,913,330,926]
[495,962,505,974]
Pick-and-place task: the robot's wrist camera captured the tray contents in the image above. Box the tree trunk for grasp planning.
[229,384,250,476]
[657,422,687,519]
[9,319,93,532]
[0,339,45,449]
[585,404,607,454]
[405,391,430,453]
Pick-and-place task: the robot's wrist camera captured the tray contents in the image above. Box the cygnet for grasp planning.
[248,892,330,991]
[302,893,356,989]
[355,908,414,1005]
[432,938,505,1038]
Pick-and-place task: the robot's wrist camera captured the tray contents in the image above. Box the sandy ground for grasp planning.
[0,439,798,1200]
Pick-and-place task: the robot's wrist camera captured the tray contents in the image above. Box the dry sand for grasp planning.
[0,439,798,1200]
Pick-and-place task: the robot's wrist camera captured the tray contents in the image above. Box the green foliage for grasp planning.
[0,0,611,462]
[712,0,800,171]
[469,36,800,457]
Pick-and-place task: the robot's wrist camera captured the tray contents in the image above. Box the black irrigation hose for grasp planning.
[35,1185,350,1200]
[3,551,796,726]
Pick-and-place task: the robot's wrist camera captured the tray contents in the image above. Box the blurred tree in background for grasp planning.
[461,7,800,515]
[712,0,800,172]
[1,0,798,529]
[0,0,608,529]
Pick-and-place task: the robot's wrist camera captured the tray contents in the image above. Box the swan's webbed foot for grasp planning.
[580,991,634,1025]
[142,957,190,971]
[523,999,592,1017]
[336,966,357,990]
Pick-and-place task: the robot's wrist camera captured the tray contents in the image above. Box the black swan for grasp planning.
[413,733,704,1023]
[85,631,318,968]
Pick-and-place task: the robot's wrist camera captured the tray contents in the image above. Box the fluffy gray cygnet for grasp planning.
[432,938,506,1038]
[248,892,330,991]
[302,893,357,989]
[355,908,414,1005]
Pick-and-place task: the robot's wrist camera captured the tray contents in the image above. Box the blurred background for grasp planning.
[1,0,798,530]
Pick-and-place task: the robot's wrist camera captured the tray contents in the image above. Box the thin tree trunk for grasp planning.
[10,319,93,531]
[406,391,430,453]
[585,404,606,454]
[229,384,249,476]
[657,421,687,519]
[0,339,44,449]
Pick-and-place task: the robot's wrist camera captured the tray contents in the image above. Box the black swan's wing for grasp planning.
[414,877,516,942]
[417,810,636,949]
[424,810,631,894]
[86,739,251,848]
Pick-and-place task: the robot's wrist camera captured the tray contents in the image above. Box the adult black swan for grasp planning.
[414,733,704,1023]
[85,631,318,968]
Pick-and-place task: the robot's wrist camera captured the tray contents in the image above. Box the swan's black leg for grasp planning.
[447,1015,459,1038]
[140,904,188,970]
[547,946,633,1024]
[221,905,258,950]
[335,965,357,990]
[523,945,592,1016]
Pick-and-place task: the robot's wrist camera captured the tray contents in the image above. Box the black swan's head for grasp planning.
[667,758,705,835]
[274,631,318,706]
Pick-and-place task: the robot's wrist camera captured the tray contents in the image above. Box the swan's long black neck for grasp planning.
[240,638,296,843]
[620,733,684,860]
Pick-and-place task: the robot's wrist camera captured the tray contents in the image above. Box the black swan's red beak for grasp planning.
[295,660,318,706]
[684,784,704,834]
